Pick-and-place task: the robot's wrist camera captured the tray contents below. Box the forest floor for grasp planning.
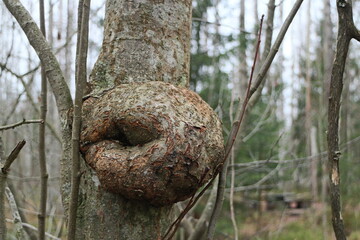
[216,201,360,240]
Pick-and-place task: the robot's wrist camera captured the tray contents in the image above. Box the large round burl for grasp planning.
[80,82,224,206]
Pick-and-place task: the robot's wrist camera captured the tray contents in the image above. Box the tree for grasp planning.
[327,0,360,239]
[3,0,224,239]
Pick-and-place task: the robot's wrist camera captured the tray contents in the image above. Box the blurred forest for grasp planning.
[1,0,360,239]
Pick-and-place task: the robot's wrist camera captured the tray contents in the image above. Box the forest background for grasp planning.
[1,0,360,239]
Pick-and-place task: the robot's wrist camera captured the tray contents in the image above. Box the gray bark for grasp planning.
[72,1,224,239]
[87,0,192,96]
[4,0,224,239]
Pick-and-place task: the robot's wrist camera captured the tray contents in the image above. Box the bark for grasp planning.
[5,187,26,240]
[38,0,48,238]
[327,1,360,239]
[0,140,26,239]
[73,1,224,239]
[4,0,224,239]
[80,82,223,206]
[87,0,192,96]
[67,0,90,238]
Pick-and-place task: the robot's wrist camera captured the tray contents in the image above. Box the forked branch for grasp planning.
[207,0,304,238]
[2,0,73,116]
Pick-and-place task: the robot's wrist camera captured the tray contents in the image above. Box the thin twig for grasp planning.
[0,64,61,142]
[188,178,219,240]
[162,175,217,240]
[38,0,48,238]
[228,133,360,169]
[206,15,265,240]
[229,77,238,240]
[67,0,91,238]
[249,0,304,98]
[6,219,61,240]
[192,17,253,33]
[3,0,73,116]
[3,90,27,125]
[7,182,38,240]
[0,119,43,131]
[206,1,304,237]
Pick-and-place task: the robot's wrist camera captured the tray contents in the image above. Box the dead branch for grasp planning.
[1,140,26,174]
[206,15,265,240]
[0,119,43,131]
[0,63,61,142]
[327,1,360,239]
[206,1,304,238]
[3,0,73,116]
[0,139,26,239]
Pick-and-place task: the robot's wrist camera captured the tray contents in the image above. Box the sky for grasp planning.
[0,0,346,128]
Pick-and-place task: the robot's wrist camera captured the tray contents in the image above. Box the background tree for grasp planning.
[3,0,224,239]
[2,0,360,239]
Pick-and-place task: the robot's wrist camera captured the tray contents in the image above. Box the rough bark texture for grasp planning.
[71,0,224,239]
[4,0,221,239]
[81,82,223,206]
[87,0,192,96]
[327,1,360,239]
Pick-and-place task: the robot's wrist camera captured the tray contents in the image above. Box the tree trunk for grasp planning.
[238,0,247,98]
[65,1,224,239]
[327,1,360,239]
[2,0,224,238]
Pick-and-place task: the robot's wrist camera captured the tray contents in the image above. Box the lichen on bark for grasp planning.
[86,0,192,96]
[74,0,224,238]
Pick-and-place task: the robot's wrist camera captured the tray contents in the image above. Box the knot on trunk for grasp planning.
[80,82,224,206]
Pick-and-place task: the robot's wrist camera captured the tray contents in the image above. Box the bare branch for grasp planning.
[7,182,38,240]
[1,140,26,174]
[5,187,26,240]
[250,0,304,97]
[0,139,26,239]
[0,119,43,131]
[206,16,265,240]
[0,63,61,142]
[326,0,360,239]
[38,0,48,238]
[2,0,73,117]
[6,219,61,240]
[67,0,91,238]
[188,178,219,240]
[192,17,253,34]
